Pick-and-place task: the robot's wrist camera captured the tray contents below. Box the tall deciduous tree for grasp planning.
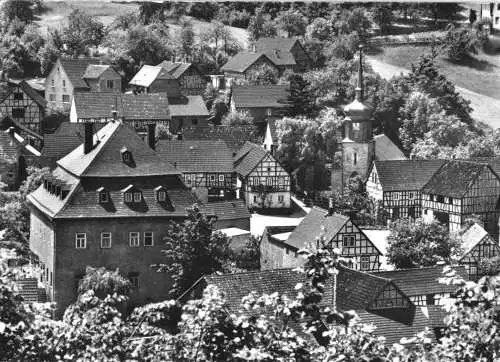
[61,9,105,57]
[1,0,35,23]
[247,6,277,42]
[372,3,394,35]
[246,62,279,85]
[286,73,317,117]
[276,9,307,37]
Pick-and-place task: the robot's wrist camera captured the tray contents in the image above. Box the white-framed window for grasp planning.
[62,94,70,103]
[75,233,87,249]
[219,174,224,182]
[101,232,112,248]
[128,273,139,289]
[209,174,216,182]
[13,92,23,100]
[360,256,370,271]
[124,192,133,203]
[133,192,142,202]
[106,80,114,88]
[342,234,356,247]
[144,232,154,246]
[158,190,166,202]
[99,192,109,203]
[129,232,140,247]
[266,108,272,116]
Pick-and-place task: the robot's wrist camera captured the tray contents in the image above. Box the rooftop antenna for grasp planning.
[356,44,364,101]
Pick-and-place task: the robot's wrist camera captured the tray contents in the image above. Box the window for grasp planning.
[75,233,86,249]
[129,232,140,247]
[144,232,154,246]
[219,174,224,182]
[12,108,25,118]
[128,273,139,289]
[278,195,284,203]
[342,234,356,247]
[449,197,453,205]
[267,167,271,172]
[124,192,133,203]
[121,149,131,163]
[49,94,55,101]
[429,194,434,201]
[424,209,428,215]
[209,174,216,182]
[157,190,166,202]
[106,80,114,88]
[266,108,272,116]
[437,195,444,203]
[408,192,414,199]
[13,92,23,100]
[360,256,370,271]
[185,174,192,184]
[101,232,112,248]
[253,195,257,203]
[62,80,66,87]
[62,94,70,103]
[98,189,109,203]
[192,118,198,126]
[133,192,142,202]
[51,79,54,86]
[393,193,399,200]
[353,152,357,165]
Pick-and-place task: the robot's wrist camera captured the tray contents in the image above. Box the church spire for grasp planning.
[355,44,364,101]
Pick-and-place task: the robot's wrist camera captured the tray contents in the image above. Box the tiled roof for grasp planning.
[221,51,275,73]
[42,123,105,159]
[460,223,500,258]
[0,128,41,159]
[267,120,278,142]
[203,200,251,221]
[426,305,448,328]
[232,84,289,108]
[156,140,234,172]
[373,265,467,297]
[129,65,175,88]
[158,61,194,79]
[56,122,179,177]
[182,125,261,152]
[255,37,298,53]
[168,96,209,117]
[73,93,170,120]
[373,160,445,191]
[373,134,406,161]
[284,207,349,250]
[233,141,268,177]
[82,64,111,79]
[422,160,493,198]
[0,80,47,108]
[59,58,102,89]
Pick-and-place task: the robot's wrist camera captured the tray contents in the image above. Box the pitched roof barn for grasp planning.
[58,58,103,89]
[460,222,500,258]
[158,61,198,79]
[129,64,175,88]
[372,160,446,191]
[168,96,209,117]
[221,51,276,73]
[233,141,269,176]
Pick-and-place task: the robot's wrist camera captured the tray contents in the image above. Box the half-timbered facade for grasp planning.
[234,141,290,209]
[366,160,445,223]
[0,80,46,136]
[422,160,500,238]
[261,207,383,271]
[156,140,237,202]
[459,223,500,280]
[157,61,207,96]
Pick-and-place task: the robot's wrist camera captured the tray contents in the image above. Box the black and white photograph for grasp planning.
[0,0,499,360]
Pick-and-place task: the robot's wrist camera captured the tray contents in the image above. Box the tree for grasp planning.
[178,18,195,60]
[1,0,35,23]
[61,9,105,57]
[221,110,254,126]
[202,83,218,110]
[155,205,232,298]
[276,9,307,37]
[247,6,277,42]
[286,74,317,117]
[77,266,131,300]
[246,62,279,85]
[444,24,481,62]
[372,4,394,35]
[200,21,241,72]
[387,218,462,269]
[306,17,333,41]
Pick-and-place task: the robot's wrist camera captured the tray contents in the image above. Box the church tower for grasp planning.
[341,44,375,185]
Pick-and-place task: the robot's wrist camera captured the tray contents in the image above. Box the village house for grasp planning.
[254,37,312,73]
[156,139,237,202]
[203,200,251,231]
[459,223,500,280]
[234,141,291,210]
[220,51,279,81]
[45,58,121,111]
[0,127,41,190]
[230,84,290,125]
[260,206,383,271]
[421,160,500,238]
[366,160,445,223]
[157,61,207,95]
[128,65,184,96]
[183,266,440,345]
[0,80,47,137]
[27,122,198,316]
[167,95,210,133]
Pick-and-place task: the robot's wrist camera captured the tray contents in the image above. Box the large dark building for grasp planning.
[28,121,197,316]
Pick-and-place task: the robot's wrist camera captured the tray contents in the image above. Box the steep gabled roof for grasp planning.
[82,64,111,79]
[460,223,500,258]
[373,134,406,161]
[42,123,105,159]
[221,51,275,73]
[422,160,495,198]
[0,80,47,108]
[168,96,209,117]
[285,207,349,250]
[203,200,251,221]
[156,140,234,173]
[56,122,179,177]
[158,61,197,79]
[255,37,298,53]
[231,84,290,108]
[129,65,175,88]
[373,265,467,297]
[59,58,102,89]
[373,160,445,191]
[182,125,261,152]
[233,141,268,176]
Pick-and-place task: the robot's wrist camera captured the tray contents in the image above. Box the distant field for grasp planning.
[370,43,500,100]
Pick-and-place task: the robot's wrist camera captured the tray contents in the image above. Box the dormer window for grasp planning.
[123,185,141,203]
[124,192,133,203]
[97,187,109,203]
[121,147,132,164]
[155,186,167,202]
[133,192,142,202]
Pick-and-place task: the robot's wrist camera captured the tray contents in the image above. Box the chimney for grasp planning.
[328,197,334,216]
[252,43,256,52]
[7,127,15,136]
[177,132,183,141]
[147,123,155,150]
[111,110,118,121]
[84,123,93,154]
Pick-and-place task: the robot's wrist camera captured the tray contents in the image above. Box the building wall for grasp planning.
[260,231,299,270]
[50,217,184,316]
[0,85,45,135]
[178,67,207,95]
[86,68,122,93]
[170,115,209,134]
[213,217,250,231]
[234,106,285,124]
[342,140,375,181]
[45,60,76,112]
[149,79,183,98]
[460,236,500,281]
[366,166,383,201]
[183,172,237,200]
[290,42,310,71]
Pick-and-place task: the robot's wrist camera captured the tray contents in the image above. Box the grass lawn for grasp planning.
[369,42,500,100]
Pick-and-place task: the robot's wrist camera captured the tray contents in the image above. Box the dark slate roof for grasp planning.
[203,200,251,221]
[422,160,494,198]
[373,134,406,161]
[56,122,179,177]
[285,207,349,250]
[220,51,275,73]
[156,140,234,172]
[182,125,261,152]
[233,141,268,177]
[59,58,102,89]
[73,93,170,120]
[373,160,445,191]
[168,96,209,117]
[373,265,467,297]
[255,37,298,53]
[158,61,195,79]
[232,84,289,108]
[42,123,105,159]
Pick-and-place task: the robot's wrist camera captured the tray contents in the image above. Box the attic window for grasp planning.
[121,147,132,163]
[97,187,109,203]
[13,92,23,100]
[123,185,141,203]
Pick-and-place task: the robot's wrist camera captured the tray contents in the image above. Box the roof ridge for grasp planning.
[207,267,297,279]
[341,265,392,283]
[372,265,449,273]
[78,122,120,176]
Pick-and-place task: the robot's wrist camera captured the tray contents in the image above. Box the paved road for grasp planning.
[368,57,500,130]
